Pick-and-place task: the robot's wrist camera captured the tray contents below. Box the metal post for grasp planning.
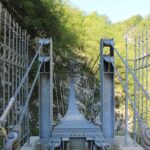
[11,19,15,127]
[146,30,148,123]
[125,35,128,145]
[100,39,115,139]
[26,34,30,144]
[7,11,11,133]
[133,37,137,144]
[141,31,144,120]
[3,5,7,117]
[39,70,50,147]
[39,38,52,149]
[137,36,141,116]
[15,22,19,125]
[50,38,53,132]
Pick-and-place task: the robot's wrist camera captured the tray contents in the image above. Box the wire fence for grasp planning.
[132,29,150,144]
[110,29,150,145]
[0,1,29,147]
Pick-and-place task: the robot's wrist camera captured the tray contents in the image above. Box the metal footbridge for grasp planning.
[0,2,150,150]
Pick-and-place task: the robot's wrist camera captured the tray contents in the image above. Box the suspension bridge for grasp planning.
[0,2,150,150]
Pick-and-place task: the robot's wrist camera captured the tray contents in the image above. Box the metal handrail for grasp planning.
[109,57,150,148]
[110,43,150,100]
[18,59,44,124]
[0,44,43,125]
[109,59,143,126]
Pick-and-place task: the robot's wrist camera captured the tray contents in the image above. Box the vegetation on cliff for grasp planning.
[2,0,150,135]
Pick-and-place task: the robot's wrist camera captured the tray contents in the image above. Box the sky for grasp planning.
[69,0,150,23]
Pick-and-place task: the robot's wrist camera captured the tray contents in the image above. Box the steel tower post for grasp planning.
[38,38,53,149]
[100,39,115,140]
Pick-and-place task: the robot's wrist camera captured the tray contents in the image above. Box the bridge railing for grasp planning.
[105,29,150,147]
[0,37,50,150]
[132,30,150,147]
[0,2,29,148]
[0,2,53,149]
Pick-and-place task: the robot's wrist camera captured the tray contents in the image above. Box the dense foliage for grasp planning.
[5,0,149,62]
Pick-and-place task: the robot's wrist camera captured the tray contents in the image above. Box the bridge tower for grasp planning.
[100,39,115,141]
[38,38,53,149]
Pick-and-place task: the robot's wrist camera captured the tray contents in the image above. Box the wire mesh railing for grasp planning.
[0,37,52,150]
[0,4,54,149]
[132,29,150,147]
[0,2,29,148]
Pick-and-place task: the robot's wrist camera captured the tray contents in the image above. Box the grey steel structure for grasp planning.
[0,2,150,150]
[38,38,53,149]
[102,34,150,149]
[51,79,104,149]
[49,40,115,149]
[100,39,115,140]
